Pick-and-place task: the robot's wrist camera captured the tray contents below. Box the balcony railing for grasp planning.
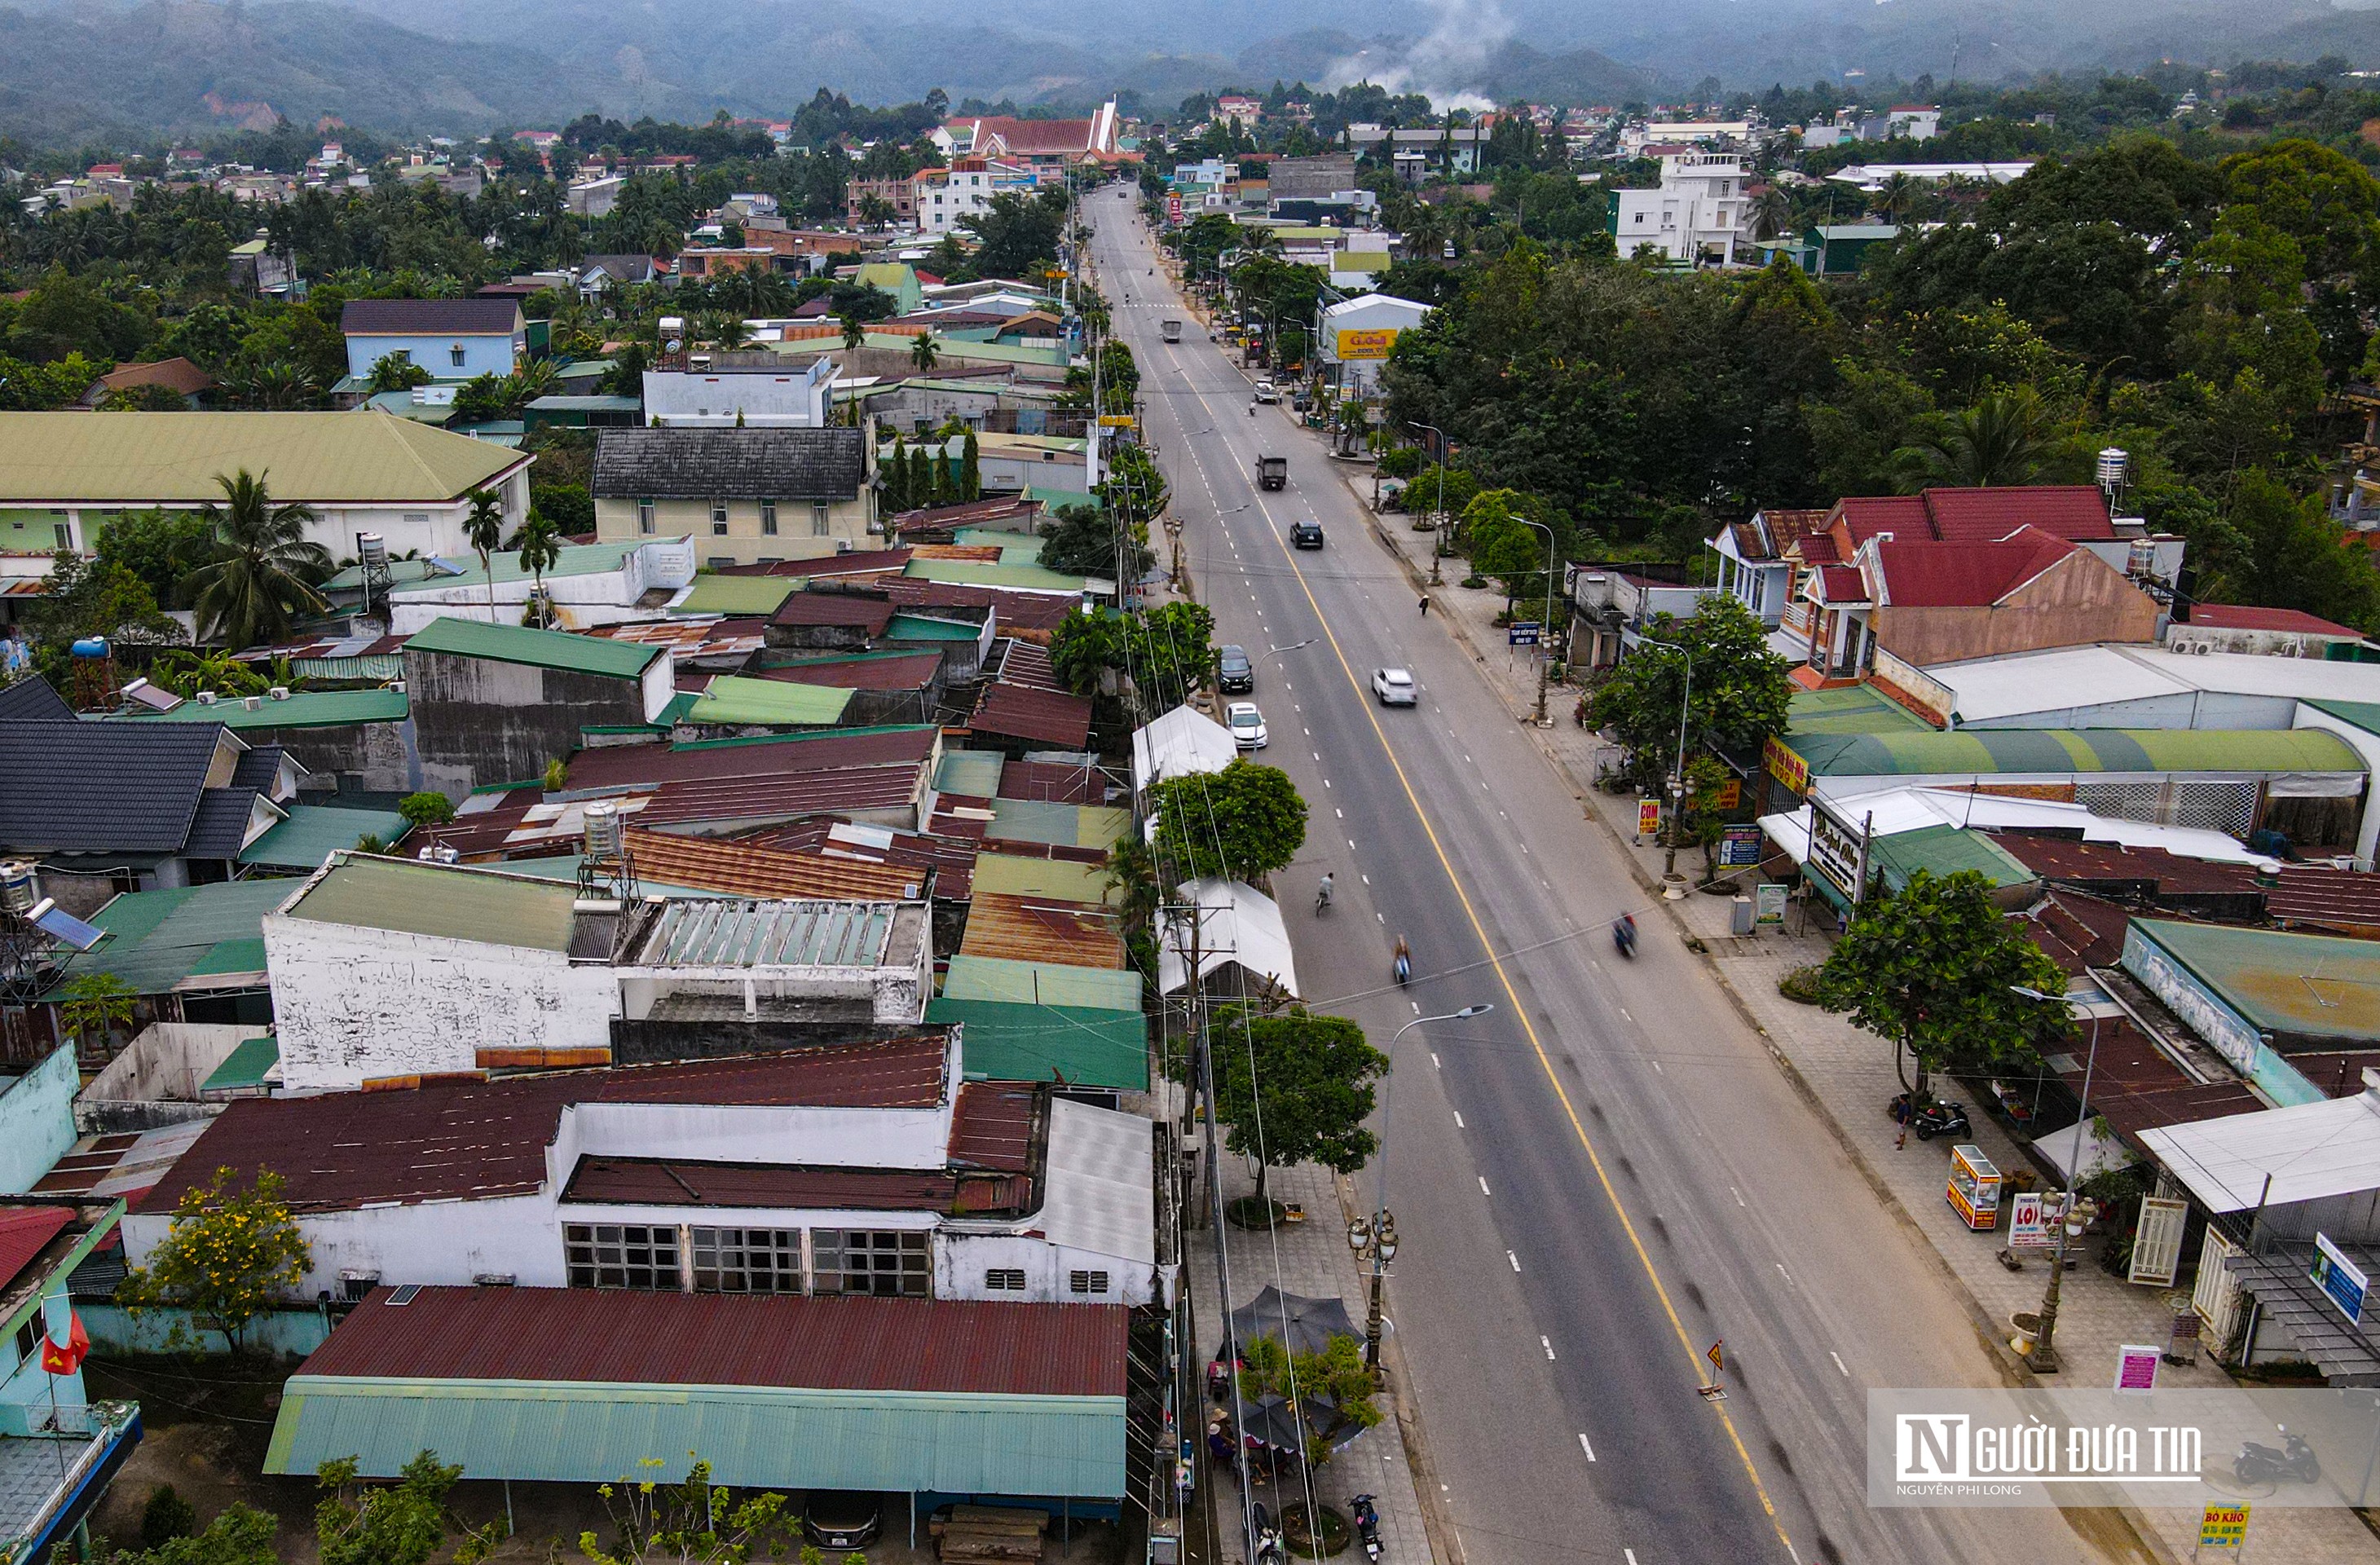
[0,1400,140,1565]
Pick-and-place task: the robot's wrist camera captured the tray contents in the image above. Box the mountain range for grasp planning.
[4,0,2380,148]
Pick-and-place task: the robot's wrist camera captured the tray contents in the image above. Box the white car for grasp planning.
[1226,700,1269,749]
[1253,380,1280,403]
[1373,668,1417,706]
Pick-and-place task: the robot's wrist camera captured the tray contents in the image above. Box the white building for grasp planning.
[913,156,1037,238]
[363,535,699,633]
[118,1037,1162,1308]
[642,354,835,427]
[1319,293,1432,395]
[1826,161,2035,192]
[1609,152,1753,265]
[1618,121,1761,156]
[262,854,933,1092]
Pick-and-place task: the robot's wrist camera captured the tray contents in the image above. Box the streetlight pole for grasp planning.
[1635,636,1697,884]
[1254,637,1316,677]
[1354,1003,1493,1371]
[2010,985,2104,1373]
[1412,423,1447,586]
[1515,518,1558,726]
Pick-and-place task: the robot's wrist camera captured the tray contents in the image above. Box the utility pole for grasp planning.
[1517,518,1558,725]
[1413,423,1448,586]
[1636,636,1697,886]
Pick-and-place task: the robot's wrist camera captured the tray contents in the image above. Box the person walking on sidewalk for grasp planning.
[1419,594,1432,616]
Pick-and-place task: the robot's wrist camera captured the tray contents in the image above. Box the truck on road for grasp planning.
[1257,456,1288,491]
[1161,319,1183,342]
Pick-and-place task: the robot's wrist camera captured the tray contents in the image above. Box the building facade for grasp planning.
[593,426,878,568]
[1611,153,1752,265]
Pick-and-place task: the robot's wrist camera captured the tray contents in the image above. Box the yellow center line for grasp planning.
[1129,228,1795,1560]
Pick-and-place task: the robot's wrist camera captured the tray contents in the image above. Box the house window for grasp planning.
[707,555,737,570]
[985,1267,1026,1292]
[636,498,654,534]
[813,1228,928,1296]
[449,343,466,368]
[811,500,831,536]
[565,1223,682,1290]
[52,522,70,549]
[760,498,778,536]
[12,1321,36,1366]
[690,1227,802,1294]
[1069,1269,1111,1296]
[710,500,729,536]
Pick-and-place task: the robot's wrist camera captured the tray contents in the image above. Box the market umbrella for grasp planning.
[1238,1393,1309,1451]
[1227,1285,1359,1358]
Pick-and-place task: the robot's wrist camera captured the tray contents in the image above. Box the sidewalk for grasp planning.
[1181,1157,1444,1564]
[1346,472,2380,1564]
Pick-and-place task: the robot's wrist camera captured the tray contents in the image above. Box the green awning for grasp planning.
[1866,824,2039,894]
[929,996,1147,1089]
[201,1034,279,1093]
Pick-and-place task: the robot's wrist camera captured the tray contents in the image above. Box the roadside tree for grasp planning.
[1585,596,1792,791]
[1193,1007,1387,1211]
[117,1165,311,1355]
[1147,759,1305,882]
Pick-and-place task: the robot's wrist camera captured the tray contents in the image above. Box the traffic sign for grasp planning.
[1508,620,1541,646]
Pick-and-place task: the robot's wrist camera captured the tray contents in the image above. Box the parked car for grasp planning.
[1218,644,1254,693]
[1373,668,1417,706]
[1290,520,1324,549]
[1253,380,1280,403]
[802,1493,883,1550]
[1226,701,1269,749]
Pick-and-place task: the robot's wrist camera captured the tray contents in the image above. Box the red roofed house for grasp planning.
[2166,604,2368,660]
[954,103,1122,171]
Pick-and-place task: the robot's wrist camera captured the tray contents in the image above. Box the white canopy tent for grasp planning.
[1131,705,1237,796]
[1157,878,1298,999]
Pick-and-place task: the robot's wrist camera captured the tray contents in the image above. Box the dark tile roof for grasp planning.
[341,298,522,337]
[0,720,226,854]
[577,254,656,281]
[298,1285,1126,1397]
[0,678,73,724]
[182,788,260,860]
[769,592,895,632]
[134,1039,955,1215]
[230,744,289,792]
[971,683,1092,748]
[593,427,868,501]
[716,548,912,578]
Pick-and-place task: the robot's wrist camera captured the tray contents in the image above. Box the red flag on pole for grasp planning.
[40,1312,87,1375]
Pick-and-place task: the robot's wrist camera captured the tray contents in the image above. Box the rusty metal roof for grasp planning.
[622,827,928,901]
[560,1156,1026,1215]
[971,683,1092,748]
[959,892,1126,968]
[565,727,938,789]
[949,1082,1038,1172]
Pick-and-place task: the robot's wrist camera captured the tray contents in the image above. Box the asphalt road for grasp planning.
[1085,196,2137,1565]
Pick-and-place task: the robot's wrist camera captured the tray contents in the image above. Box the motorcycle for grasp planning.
[1316,876,1335,915]
[1251,1501,1286,1565]
[1887,1092,1972,1142]
[2235,1430,2320,1485]
[1351,1494,1382,1562]
[1393,950,1411,987]
[1613,915,1637,959]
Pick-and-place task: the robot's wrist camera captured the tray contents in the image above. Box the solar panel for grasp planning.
[386,1284,421,1306]
[28,901,103,953]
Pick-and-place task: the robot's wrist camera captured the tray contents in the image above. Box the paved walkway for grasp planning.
[1183,1157,1441,1564]
[1340,469,2380,1563]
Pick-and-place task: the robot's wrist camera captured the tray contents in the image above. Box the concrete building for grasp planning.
[1609,152,1753,265]
[641,355,835,428]
[2164,606,2368,661]
[593,427,876,569]
[401,617,676,797]
[261,854,933,1091]
[1319,293,1431,396]
[341,298,526,381]
[0,412,529,562]
[342,536,699,633]
[912,157,1037,239]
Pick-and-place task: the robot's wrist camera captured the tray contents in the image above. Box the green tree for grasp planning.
[910,332,939,372]
[1459,488,1551,599]
[883,434,910,513]
[515,509,562,627]
[462,487,505,624]
[180,470,331,650]
[1891,387,2056,490]
[109,1501,278,1565]
[94,509,210,610]
[841,315,866,352]
[450,373,509,425]
[59,971,135,1057]
[1147,760,1307,882]
[365,352,431,394]
[1039,503,1153,580]
[1815,868,2074,1098]
[578,1458,795,1564]
[1236,1332,1382,1465]
[117,1166,312,1355]
[956,189,1067,280]
[315,1452,500,1565]
[1586,597,1792,790]
[962,430,981,500]
[140,1484,198,1550]
[1187,1006,1386,1209]
[398,791,456,827]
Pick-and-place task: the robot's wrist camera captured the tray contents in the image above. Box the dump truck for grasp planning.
[1257,456,1288,491]
[1161,319,1183,342]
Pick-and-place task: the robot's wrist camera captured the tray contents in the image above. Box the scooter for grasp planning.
[1393,951,1411,986]
[1613,915,1637,959]
[1251,1501,1286,1565]
[2235,1430,2320,1485]
[1351,1494,1382,1561]
[1887,1092,1972,1141]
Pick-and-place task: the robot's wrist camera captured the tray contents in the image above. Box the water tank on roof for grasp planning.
[69,637,108,659]
[0,862,37,917]
[2096,447,2128,492]
[584,800,623,860]
[358,532,388,569]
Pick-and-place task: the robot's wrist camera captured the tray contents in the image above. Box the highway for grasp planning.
[1083,192,2137,1565]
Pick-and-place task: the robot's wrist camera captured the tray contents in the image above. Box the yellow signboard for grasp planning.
[1097,414,1138,428]
[2197,1501,2249,1550]
[1335,328,1400,362]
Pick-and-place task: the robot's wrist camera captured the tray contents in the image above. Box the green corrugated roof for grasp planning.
[970,853,1113,904]
[267,1378,1126,1497]
[987,799,1130,850]
[1867,824,2038,894]
[2132,918,2380,1042]
[406,616,660,680]
[2306,699,2380,735]
[905,559,1091,593]
[104,688,409,730]
[285,857,580,952]
[886,613,985,641]
[239,805,409,870]
[940,954,1143,1013]
[929,995,1146,1089]
[41,879,295,1000]
[950,527,1047,566]
[673,575,802,617]
[1781,726,2365,779]
[685,676,853,727]
[0,412,524,503]
[934,750,1006,797]
[201,1034,279,1093]
[1787,684,1934,737]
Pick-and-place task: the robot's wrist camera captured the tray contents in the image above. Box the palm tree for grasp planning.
[463,488,505,624]
[842,315,867,353]
[228,358,323,410]
[181,470,332,650]
[1892,389,2054,491]
[1870,172,1919,226]
[910,332,940,373]
[515,509,562,628]
[1752,185,1793,241]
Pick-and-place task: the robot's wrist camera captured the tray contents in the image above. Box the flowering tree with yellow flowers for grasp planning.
[118,1166,311,1356]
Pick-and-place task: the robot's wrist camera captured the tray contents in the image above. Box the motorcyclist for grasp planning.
[1615,914,1637,957]
[1392,935,1411,985]
[1315,873,1334,913]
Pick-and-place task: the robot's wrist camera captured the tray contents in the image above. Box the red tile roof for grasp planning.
[2184,604,2363,638]
[1813,565,1868,604]
[134,1041,953,1215]
[970,683,1093,749]
[0,1208,72,1294]
[1871,527,2076,608]
[970,116,1099,156]
[1919,485,2113,543]
[299,1285,1126,1397]
[1831,496,1930,545]
[1796,533,1840,565]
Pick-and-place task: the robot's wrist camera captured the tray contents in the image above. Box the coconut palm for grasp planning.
[910,332,940,372]
[1752,185,1793,241]
[463,487,505,624]
[842,315,866,352]
[1870,172,1920,226]
[515,509,562,628]
[1891,388,2054,491]
[181,470,332,650]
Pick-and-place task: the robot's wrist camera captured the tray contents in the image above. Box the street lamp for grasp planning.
[1636,636,1697,885]
[1254,637,1316,677]
[1411,423,1448,586]
[1514,518,1559,727]
[1353,1003,1494,1369]
[2009,984,2104,1373]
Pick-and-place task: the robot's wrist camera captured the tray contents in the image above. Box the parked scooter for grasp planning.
[1887,1092,1973,1141]
[1613,915,1637,959]
[1251,1501,1286,1565]
[1351,1494,1383,1562]
[2235,1429,2320,1485]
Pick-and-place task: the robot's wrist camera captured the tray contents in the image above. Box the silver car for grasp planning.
[1227,701,1269,749]
[1372,668,1417,706]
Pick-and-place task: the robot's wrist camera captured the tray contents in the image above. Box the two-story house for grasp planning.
[593,425,877,568]
[341,298,526,381]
